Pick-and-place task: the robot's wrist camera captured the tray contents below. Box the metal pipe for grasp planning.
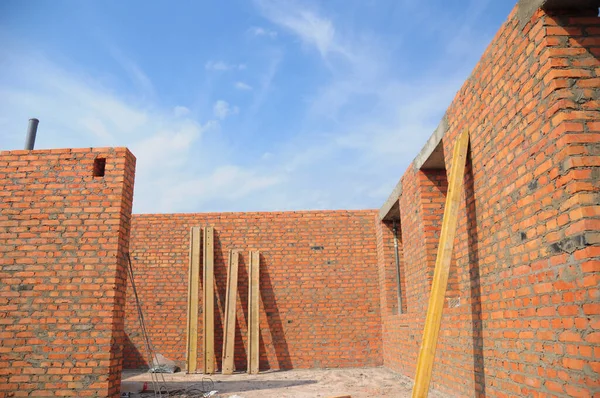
[393,219,403,313]
[24,118,39,150]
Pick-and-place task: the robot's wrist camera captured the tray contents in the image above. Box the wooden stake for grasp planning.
[203,226,215,374]
[185,227,201,373]
[247,250,260,374]
[412,129,470,398]
[222,250,239,375]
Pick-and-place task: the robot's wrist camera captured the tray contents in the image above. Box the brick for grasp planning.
[0,148,135,398]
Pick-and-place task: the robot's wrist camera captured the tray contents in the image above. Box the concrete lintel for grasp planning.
[518,0,599,26]
[379,116,448,221]
[412,116,448,172]
[379,180,402,221]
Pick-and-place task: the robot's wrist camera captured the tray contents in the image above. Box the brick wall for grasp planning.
[0,148,136,398]
[376,3,599,397]
[124,211,383,371]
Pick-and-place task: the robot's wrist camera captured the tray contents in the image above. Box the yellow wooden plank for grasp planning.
[222,250,239,375]
[203,226,215,374]
[247,250,260,374]
[186,226,201,373]
[412,129,470,398]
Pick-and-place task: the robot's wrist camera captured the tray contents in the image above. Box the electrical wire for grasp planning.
[126,252,171,397]
[126,253,217,398]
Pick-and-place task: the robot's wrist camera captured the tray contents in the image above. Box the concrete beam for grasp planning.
[518,0,599,26]
[379,116,449,221]
[379,180,402,221]
[412,116,448,171]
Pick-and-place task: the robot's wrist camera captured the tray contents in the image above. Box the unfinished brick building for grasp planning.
[1,0,598,397]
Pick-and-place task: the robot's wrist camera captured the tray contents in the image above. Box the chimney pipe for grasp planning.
[25,118,39,150]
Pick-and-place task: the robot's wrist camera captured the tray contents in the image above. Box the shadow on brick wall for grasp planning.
[212,235,292,371]
[260,253,293,370]
[546,7,599,61]
[213,234,226,372]
[124,332,148,368]
[235,249,250,370]
[466,154,486,396]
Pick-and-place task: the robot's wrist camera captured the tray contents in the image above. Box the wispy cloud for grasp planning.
[254,0,348,60]
[0,52,280,213]
[248,26,278,38]
[245,50,282,119]
[205,60,247,71]
[109,47,155,97]
[1,1,502,214]
[234,81,253,91]
[252,0,492,206]
[213,100,239,120]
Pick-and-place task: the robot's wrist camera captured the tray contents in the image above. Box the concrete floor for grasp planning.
[121,367,451,398]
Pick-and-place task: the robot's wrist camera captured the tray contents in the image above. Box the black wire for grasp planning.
[126,252,216,398]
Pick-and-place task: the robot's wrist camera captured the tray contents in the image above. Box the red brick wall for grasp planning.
[0,148,135,398]
[124,211,383,371]
[376,4,600,397]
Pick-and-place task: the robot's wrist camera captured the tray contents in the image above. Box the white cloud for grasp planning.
[234,81,253,91]
[173,105,190,117]
[205,60,247,71]
[80,116,113,140]
[213,100,239,120]
[0,52,254,213]
[161,165,283,211]
[249,26,278,38]
[255,0,350,60]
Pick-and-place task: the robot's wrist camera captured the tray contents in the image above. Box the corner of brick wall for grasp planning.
[0,147,136,398]
[377,3,599,397]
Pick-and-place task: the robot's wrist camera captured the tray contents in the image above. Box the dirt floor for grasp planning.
[121,367,451,398]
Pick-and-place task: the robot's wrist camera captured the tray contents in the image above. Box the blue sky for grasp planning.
[0,0,516,213]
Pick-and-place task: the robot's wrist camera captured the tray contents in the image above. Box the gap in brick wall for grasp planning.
[93,157,106,177]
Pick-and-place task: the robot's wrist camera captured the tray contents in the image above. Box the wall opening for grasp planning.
[93,157,106,177]
[392,218,408,314]
[383,206,407,315]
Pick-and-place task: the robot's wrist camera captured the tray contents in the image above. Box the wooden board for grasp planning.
[412,129,470,398]
[185,226,201,373]
[203,226,215,374]
[247,250,260,374]
[222,250,239,375]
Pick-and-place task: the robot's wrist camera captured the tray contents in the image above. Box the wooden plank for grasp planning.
[203,226,215,374]
[412,129,470,398]
[247,250,260,374]
[222,250,239,375]
[185,226,201,373]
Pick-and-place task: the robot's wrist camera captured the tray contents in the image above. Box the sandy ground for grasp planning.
[121,367,451,398]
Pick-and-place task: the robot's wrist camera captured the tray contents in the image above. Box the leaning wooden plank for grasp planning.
[186,226,201,373]
[247,250,260,374]
[222,250,239,375]
[203,226,215,374]
[412,129,470,398]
